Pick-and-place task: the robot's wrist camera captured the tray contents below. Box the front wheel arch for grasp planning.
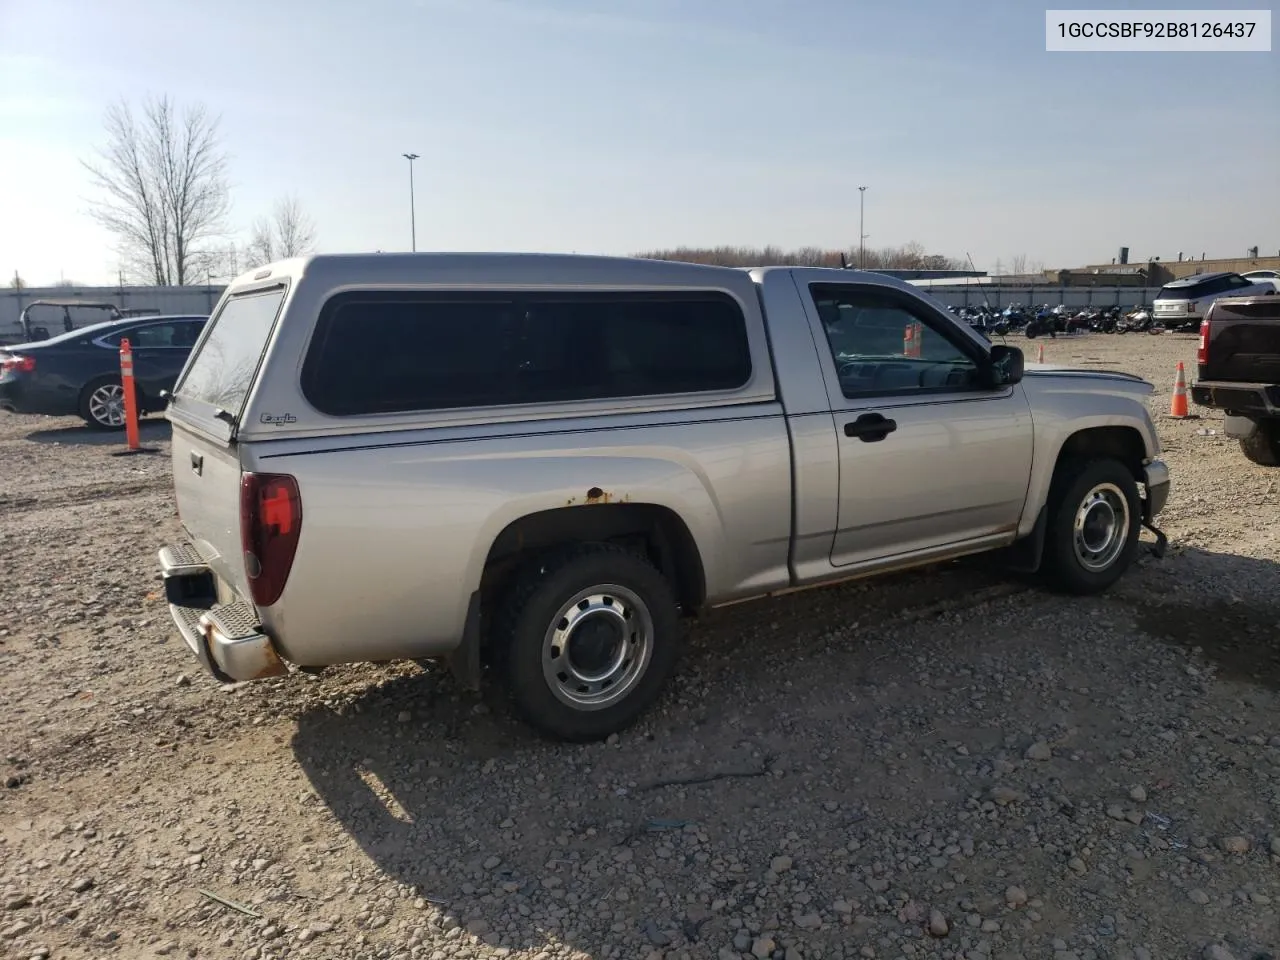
[1053,426,1148,485]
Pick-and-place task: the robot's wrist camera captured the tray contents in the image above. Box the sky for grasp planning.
[0,0,1277,286]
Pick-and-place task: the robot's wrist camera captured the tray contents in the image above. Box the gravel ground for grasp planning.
[2,332,1278,960]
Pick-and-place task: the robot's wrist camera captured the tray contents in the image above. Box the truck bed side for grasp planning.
[243,408,793,666]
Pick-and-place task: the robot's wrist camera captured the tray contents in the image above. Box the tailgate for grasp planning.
[164,285,289,600]
[1202,312,1280,383]
[170,421,250,600]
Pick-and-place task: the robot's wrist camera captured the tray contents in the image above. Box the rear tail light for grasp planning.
[1197,319,1211,366]
[240,472,302,607]
[0,354,35,374]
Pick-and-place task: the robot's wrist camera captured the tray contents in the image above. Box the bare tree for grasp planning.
[248,196,317,266]
[993,258,1004,278]
[1009,253,1029,275]
[83,96,229,286]
[9,272,24,290]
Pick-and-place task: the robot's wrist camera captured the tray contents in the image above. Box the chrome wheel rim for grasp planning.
[1073,482,1130,572]
[88,384,126,427]
[542,584,654,711]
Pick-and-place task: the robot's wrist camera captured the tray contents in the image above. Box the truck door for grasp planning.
[800,280,1034,569]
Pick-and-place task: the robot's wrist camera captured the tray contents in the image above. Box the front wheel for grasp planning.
[1239,420,1280,466]
[494,543,682,741]
[1042,458,1142,595]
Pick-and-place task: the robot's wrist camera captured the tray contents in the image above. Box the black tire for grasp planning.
[493,543,682,742]
[1239,420,1280,466]
[78,376,133,430]
[1042,458,1142,595]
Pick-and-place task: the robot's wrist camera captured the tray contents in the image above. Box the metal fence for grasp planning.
[911,284,1163,309]
[0,285,226,339]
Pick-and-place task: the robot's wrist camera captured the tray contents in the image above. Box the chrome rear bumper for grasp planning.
[158,544,288,682]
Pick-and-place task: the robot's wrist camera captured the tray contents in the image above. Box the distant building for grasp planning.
[1059,253,1280,286]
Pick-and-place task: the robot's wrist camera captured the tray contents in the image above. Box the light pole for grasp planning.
[858,185,868,269]
[402,153,420,252]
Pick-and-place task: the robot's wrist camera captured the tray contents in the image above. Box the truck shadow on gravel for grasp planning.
[286,548,1279,956]
[1123,547,1280,691]
[25,418,171,445]
[285,561,1030,955]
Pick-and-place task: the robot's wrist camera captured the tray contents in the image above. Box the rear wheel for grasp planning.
[78,377,131,430]
[493,543,682,742]
[1042,458,1142,595]
[1239,420,1280,466]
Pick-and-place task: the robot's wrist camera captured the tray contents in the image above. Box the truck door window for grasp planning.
[809,285,983,398]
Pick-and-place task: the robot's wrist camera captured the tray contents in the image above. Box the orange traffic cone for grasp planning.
[1169,361,1189,418]
[1036,343,1045,364]
[903,323,920,358]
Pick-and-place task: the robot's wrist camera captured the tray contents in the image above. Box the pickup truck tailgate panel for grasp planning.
[1199,299,1280,383]
[170,420,252,603]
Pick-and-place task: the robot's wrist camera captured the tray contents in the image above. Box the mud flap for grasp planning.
[1003,505,1048,574]
[1143,521,1168,560]
[447,591,483,693]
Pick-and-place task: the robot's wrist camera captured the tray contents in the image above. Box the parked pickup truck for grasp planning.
[157,254,1170,740]
[1191,295,1280,465]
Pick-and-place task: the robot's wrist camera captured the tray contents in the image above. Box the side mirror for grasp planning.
[988,344,1024,386]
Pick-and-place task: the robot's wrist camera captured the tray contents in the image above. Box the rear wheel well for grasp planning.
[1053,426,1147,482]
[479,504,706,626]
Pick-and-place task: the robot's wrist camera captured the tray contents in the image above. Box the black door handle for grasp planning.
[190,451,203,475]
[844,413,897,442]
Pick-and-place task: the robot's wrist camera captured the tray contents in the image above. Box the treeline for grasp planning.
[633,241,963,271]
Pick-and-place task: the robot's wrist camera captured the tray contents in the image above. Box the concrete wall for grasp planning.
[1,285,225,338]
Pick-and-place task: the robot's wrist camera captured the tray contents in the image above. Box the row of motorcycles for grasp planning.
[948,303,1162,339]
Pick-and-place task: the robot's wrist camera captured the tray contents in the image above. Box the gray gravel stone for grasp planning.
[1219,836,1250,854]
[928,909,949,937]
[1025,742,1052,761]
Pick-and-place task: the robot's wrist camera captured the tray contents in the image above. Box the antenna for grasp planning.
[965,252,992,309]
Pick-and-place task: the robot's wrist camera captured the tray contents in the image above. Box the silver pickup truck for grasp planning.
[158,254,1170,740]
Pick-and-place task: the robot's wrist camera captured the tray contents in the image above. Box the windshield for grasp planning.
[173,287,285,416]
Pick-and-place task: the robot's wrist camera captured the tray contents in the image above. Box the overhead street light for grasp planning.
[403,153,420,252]
[858,186,868,270]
